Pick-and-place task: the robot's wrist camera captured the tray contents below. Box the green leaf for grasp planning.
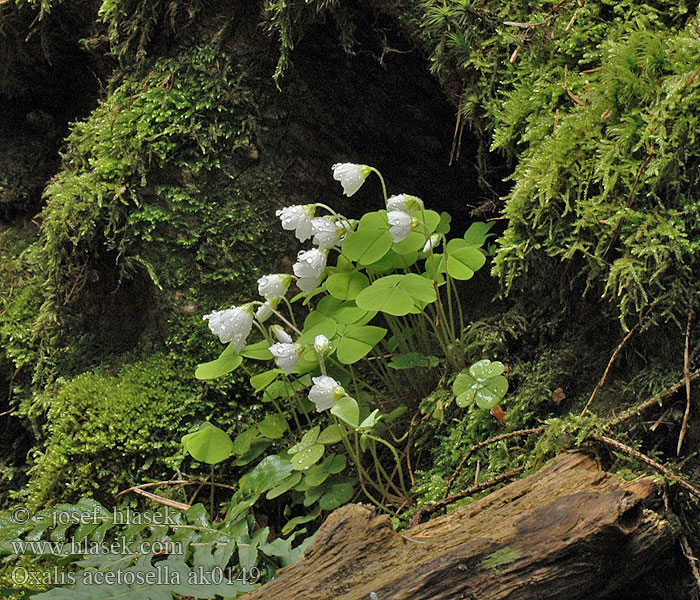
[342,229,393,265]
[181,422,233,464]
[282,506,321,536]
[453,360,508,409]
[326,271,370,300]
[397,273,437,303]
[258,414,288,439]
[470,359,504,379]
[446,246,486,280]
[232,427,258,455]
[250,369,281,392]
[436,211,452,234]
[358,409,381,431]
[319,482,354,511]
[317,424,343,444]
[265,471,303,499]
[241,455,294,495]
[464,221,496,247]
[195,343,242,380]
[240,339,274,360]
[289,426,320,453]
[304,464,331,487]
[392,231,426,254]
[330,396,360,428]
[474,376,508,409]
[355,276,414,316]
[388,352,440,369]
[336,325,387,364]
[297,320,337,345]
[324,453,347,474]
[290,444,325,470]
[357,211,388,230]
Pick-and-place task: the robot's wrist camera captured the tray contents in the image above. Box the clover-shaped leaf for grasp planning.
[453,359,508,410]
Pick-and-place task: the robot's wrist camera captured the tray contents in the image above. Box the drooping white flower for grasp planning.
[202,304,254,351]
[387,194,424,213]
[296,276,321,292]
[314,334,330,354]
[309,375,345,412]
[271,325,293,344]
[276,205,315,241]
[387,210,413,243]
[423,233,443,254]
[311,216,342,248]
[293,248,327,292]
[255,298,279,323]
[269,342,300,374]
[257,274,291,300]
[332,163,371,197]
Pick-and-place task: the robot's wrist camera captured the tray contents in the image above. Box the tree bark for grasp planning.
[244,452,678,600]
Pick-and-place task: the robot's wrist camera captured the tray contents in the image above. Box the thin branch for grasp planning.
[680,536,700,592]
[411,467,525,527]
[580,323,639,418]
[444,427,544,497]
[606,368,700,429]
[130,489,192,511]
[677,311,693,455]
[116,478,237,500]
[589,434,700,500]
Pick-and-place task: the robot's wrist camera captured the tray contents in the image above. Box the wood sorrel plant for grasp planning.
[192,163,508,513]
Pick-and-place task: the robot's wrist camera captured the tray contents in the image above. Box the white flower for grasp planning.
[387,194,424,213]
[296,276,321,292]
[271,325,293,344]
[293,248,327,289]
[255,298,278,323]
[257,274,291,300]
[311,216,342,248]
[332,163,371,197]
[314,334,330,353]
[309,375,345,412]
[387,210,413,243]
[269,342,300,374]
[203,304,254,351]
[276,205,315,241]
[423,233,443,254]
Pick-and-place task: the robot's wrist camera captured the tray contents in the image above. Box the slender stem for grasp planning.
[370,167,388,203]
[364,433,408,496]
[279,296,298,330]
[209,464,215,521]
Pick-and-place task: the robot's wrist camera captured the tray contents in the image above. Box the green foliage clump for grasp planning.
[24,353,198,508]
[36,40,281,370]
[494,24,700,327]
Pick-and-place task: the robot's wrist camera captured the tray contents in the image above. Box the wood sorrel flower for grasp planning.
[269,342,300,374]
[293,247,327,292]
[332,163,371,197]
[202,304,254,351]
[257,274,291,300]
[423,233,443,254]
[271,325,293,344]
[311,216,343,248]
[386,194,424,213]
[255,298,279,323]
[314,334,330,354]
[276,205,315,241]
[387,210,413,242]
[309,375,345,412]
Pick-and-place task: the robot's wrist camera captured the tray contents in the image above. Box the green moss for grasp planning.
[24,353,200,507]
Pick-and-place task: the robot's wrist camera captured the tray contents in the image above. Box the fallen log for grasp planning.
[244,452,680,600]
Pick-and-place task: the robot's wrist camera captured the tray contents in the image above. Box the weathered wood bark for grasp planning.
[244,452,678,600]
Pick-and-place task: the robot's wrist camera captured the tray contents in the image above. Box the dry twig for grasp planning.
[580,323,639,418]
[607,368,700,429]
[589,433,700,500]
[677,311,693,455]
[680,536,700,592]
